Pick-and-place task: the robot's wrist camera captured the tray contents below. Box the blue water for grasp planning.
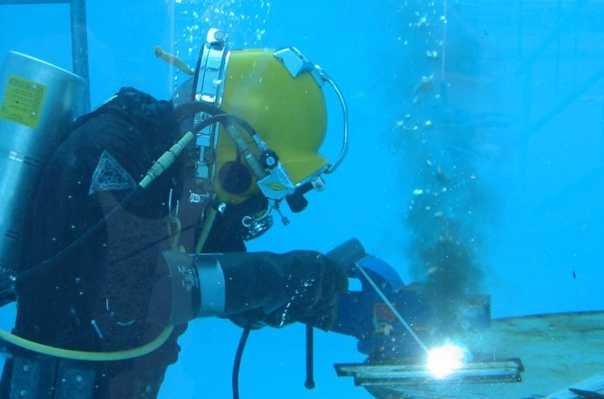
[0,0,603,398]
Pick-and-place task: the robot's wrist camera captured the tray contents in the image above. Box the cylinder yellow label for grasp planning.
[0,75,47,129]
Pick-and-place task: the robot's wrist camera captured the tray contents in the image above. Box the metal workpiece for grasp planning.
[0,51,86,284]
[335,359,524,386]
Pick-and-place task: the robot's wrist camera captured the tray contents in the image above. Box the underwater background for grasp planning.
[0,0,603,398]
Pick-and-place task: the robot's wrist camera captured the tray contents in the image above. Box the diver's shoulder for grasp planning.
[65,87,179,150]
[74,87,176,128]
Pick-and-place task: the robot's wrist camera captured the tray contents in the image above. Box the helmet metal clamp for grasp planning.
[191,28,230,192]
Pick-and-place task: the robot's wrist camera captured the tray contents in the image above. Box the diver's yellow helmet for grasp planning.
[215,48,328,205]
[175,28,348,237]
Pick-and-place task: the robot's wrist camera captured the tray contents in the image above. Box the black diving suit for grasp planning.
[0,88,346,398]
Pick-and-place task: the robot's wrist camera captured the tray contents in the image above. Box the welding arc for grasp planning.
[354,263,429,353]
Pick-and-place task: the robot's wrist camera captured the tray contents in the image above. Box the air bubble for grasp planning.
[426,50,439,59]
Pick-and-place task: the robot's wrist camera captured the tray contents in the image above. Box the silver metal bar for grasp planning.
[69,0,90,112]
[336,359,523,386]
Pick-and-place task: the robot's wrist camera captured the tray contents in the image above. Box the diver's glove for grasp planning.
[161,251,348,330]
[261,251,348,330]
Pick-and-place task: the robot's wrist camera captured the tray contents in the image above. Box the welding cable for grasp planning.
[232,327,251,399]
[305,324,316,389]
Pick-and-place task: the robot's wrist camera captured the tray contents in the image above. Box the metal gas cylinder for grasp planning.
[0,51,86,290]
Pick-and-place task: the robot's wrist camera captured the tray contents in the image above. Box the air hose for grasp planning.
[0,105,260,362]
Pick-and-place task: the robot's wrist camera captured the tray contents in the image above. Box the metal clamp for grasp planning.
[193,28,231,181]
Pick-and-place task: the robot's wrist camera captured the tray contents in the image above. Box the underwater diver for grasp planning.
[0,29,350,398]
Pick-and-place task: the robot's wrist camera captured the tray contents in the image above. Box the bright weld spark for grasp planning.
[426,344,466,379]
[354,263,428,353]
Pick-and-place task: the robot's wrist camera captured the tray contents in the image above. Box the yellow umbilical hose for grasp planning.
[139,131,196,189]
[0,326,174,362]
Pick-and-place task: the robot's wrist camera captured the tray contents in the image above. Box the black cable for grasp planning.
[233,327,251,399]
[305,324,316,389]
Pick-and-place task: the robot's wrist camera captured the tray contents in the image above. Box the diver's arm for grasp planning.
[160,250,348,330]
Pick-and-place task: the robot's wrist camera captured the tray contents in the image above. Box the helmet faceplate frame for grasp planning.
[192,28,230,182]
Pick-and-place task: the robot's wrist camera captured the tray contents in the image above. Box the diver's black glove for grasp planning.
[221,251,348,331]
[160,250,348,330]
